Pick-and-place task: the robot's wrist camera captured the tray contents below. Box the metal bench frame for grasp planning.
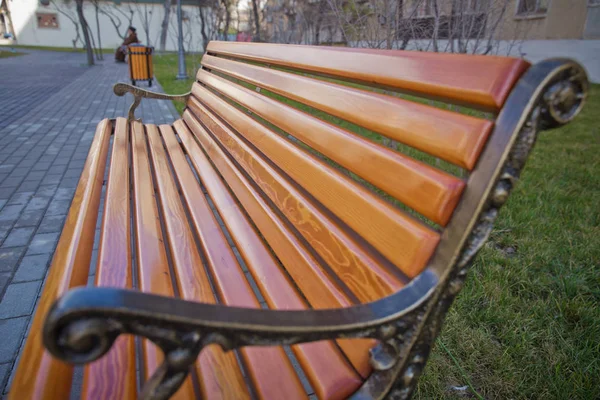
[42,59,587,400]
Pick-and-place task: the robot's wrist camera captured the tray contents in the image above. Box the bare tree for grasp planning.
[251,0,261,41]
[199,0,221,50]
[89,0,103,60]
[75,0,94,65]
[159,0,172,51]
[50,0,83,50]
[133,0,154,46]
[100,2,134,40]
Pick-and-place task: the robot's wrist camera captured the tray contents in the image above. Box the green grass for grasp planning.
[0,44,112,53]
[155,57,600,398]
[0,50,26,59]
[417,85,600,399]
[153,53,202,113]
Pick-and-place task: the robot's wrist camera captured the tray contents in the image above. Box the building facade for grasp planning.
[1,0,210,52]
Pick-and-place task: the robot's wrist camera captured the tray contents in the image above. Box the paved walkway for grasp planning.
[0,50,180,395]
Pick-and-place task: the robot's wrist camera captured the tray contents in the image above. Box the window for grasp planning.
[516,0,548,16]
[36,13,59,29]
[589,0,600,6]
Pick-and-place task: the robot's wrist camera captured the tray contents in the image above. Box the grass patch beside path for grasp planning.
[0,50,26,59]
[153,53,202,114]
[154,53,600,399]
[0,44,112,53]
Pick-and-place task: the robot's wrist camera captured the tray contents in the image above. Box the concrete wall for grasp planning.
[497,0,590,40]
[8,0,210,53]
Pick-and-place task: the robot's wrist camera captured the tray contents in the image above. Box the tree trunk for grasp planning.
[251,0,260,41]
[199,4,209,51]
[222,0,231,41]
[94,4,103,60]
[75,0,94,66]
[160,0,171,52]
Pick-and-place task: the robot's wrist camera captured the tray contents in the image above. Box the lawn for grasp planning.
[0,44,113,53]
[154,55,599,399]
[0,50,26,59]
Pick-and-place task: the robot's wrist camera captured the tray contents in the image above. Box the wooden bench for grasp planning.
[10,42,588,400]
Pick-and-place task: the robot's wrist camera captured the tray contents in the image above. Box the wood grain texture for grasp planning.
[201,54,493,169]
[195,73,464,226]
[82,118,136,400]
[145,124,252,400]
[186,98,405,299]
[181,113,376,378]
[190,86,440,278]
[173,119,367,392]
[206,41,530,110]
[9,119,112,400]
[157,124,314,400]
[131,122,196,399]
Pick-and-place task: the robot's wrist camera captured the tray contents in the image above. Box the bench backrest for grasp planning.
[181,41,530,303]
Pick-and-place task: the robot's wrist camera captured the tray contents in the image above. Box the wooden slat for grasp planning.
[148,125,307,399]
[189,86,440,278]
[206,41,530,110]
[130,122,196,399]
[168,120,364,397]
[82,118,136,399]
[195,72,464,226]
[155,124,309,400]
[9,119,112,400]
[201,54,493,169]
[179,112,374,377]
[144,124,252,399]
[186,98,405,298]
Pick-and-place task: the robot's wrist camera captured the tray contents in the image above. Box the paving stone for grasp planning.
[0,272,11,296]
[0,363,10,390]
[23,195,51,212]
[0,204,25,223]
[1,227,35,248]
[13,254,51,283]
[14,209,45,228]
[0,317,27,363]
[6,192,33,206]
[37,214,66,234]
[46,199,71,216]
[0,248,25,273]
[25,232,60,256]
[0,281,41,318]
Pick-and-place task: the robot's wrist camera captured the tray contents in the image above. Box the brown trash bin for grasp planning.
[128,44,154,86]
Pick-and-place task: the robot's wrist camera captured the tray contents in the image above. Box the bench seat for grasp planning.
[10,42,588,400]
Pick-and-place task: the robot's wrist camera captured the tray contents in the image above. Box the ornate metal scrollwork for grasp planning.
[113,83,191,123]
[381,60,588,400]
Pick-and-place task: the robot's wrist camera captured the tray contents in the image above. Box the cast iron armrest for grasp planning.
[43,271,437,400]
[113,83,191,123]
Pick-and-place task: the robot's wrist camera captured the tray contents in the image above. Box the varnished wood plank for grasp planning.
[155,124,308,400]
[170,120,365,396]
[195,72,464,226]
[9,119,112,400]
[181,115,373,377]
[130,122,196,400]
[144,124,252,399]
[186,98,405,299]
[202,54,493,170]
[180,112,374,378]
[189,86,440,278]
[206,41,530,110]
[82,118,136,399]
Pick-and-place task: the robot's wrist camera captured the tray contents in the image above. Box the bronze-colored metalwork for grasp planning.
[45,59,588,400]
[113,83,191,123]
